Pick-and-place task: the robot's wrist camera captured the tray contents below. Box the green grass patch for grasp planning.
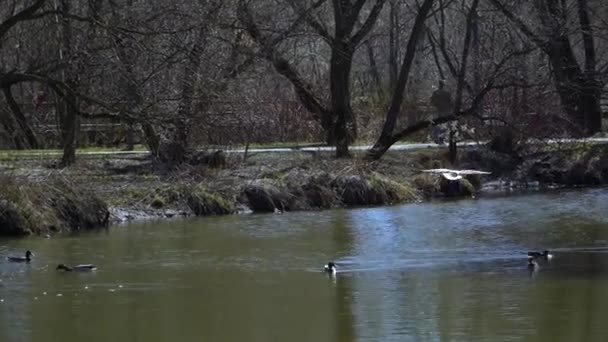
[368,173,420,203]
[186,185,234,215]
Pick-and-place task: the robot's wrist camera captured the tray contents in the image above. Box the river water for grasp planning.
[1,188,608,341]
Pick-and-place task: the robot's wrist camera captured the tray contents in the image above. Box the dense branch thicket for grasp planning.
[0,0,606,164]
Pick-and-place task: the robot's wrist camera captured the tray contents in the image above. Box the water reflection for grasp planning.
[0,188,607,341]
[338,189,608,341]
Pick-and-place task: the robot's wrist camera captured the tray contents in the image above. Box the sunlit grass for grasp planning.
[0,140,435,161]
[0,145,148,160]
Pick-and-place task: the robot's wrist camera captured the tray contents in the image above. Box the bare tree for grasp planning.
[489,0,604,136]
[367,0,533,160]
[237,0,386,157]
[0,0,46,149]
[2,0,605,166]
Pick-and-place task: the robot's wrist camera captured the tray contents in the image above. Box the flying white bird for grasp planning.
[421,169,491,180]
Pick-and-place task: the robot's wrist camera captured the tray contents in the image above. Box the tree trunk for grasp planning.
[59,94,78,167]
[58,0,78,167]
[109,0,163,158]
[330,42,356,158]
[490,0,602,135]
[3,85,39,149]
[142,123,160,157]
[546,40,602,136]
[165,24,209,165]
[388,0,399,92]
[449,0,480,166]
[556,76,602,136]
[0,104,28,149]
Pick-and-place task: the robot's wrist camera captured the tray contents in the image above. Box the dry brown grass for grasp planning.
[0,175,109,236]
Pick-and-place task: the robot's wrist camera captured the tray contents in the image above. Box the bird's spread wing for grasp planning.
[422,169,491,177]
[456,170,492,175]
[421,169,453,174]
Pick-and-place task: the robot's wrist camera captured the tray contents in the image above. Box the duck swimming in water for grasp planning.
[527,257,538,271]
[528,250,553,260]
[56,264,97,272]
[7,251,33,263]
[324,262,337,276]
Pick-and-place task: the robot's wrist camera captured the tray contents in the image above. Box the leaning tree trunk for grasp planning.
[3,86,38,149]
[0,102,28,149]
[367,0,435,160]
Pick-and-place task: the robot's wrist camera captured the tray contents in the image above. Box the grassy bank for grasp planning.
[0,177,109,236]
[1,142,608,237]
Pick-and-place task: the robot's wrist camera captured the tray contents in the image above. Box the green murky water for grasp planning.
[1,189,608,341]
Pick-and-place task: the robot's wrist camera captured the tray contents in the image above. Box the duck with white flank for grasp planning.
[57,264,97,272]
[528,250,553,260]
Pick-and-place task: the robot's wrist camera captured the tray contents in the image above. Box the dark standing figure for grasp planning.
[430,80,454,149]
[125,124,135,151]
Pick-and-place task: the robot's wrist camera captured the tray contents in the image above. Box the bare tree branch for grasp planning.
[576,0,596,74]
[236,0,331,122]
[487,0,547,50]
[350,0,386,46]
[0,0,46,42]
[0,72,141,122]
[390,80,493,144]
[285,0,332,43]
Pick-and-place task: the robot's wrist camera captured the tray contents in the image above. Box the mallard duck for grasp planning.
[56,264,97,272]
[323,262,337,275]
[528,250,553,260]
[7,251,33,263]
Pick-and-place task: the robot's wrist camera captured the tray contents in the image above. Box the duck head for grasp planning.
[324,262,337,274]
[56,264,72,271]
[25,251,33,260]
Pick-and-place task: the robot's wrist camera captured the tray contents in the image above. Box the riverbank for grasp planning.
[1,142,608,237]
